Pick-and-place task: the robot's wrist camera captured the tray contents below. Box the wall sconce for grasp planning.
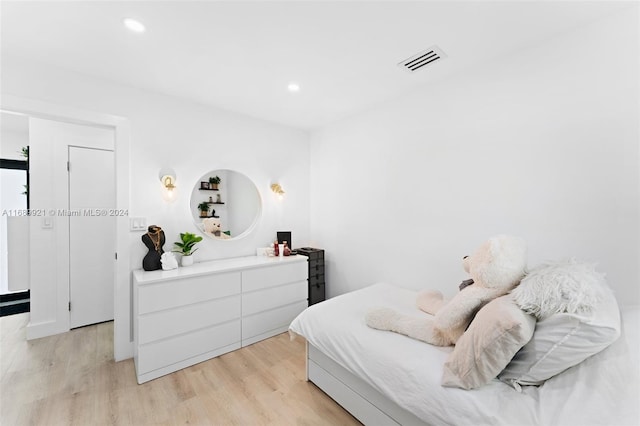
[271,183,285,200]
[159,167,177,201]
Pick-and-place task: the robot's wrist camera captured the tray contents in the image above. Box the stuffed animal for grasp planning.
[365,235,527,346]
[202,217,231,239]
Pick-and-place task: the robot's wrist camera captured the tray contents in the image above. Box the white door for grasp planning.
[68,146,115,328]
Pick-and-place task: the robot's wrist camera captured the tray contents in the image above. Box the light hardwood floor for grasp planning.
[0,313,361,425]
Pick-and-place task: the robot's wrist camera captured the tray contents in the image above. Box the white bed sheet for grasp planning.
[290,283,640,426]
[289,283,540,425]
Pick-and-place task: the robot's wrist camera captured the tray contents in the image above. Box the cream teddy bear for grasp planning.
[366,235,527,346]
[202,217,231,239]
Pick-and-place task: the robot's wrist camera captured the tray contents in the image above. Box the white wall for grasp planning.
[0,115,29,160]
[310,9,640,306]
[1,56,310,355]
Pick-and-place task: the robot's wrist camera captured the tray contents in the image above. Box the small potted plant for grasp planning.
[209,175,221,190]
[173,232,203,267]
[197,201,210,217]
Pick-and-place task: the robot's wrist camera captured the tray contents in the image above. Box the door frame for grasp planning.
[1,94,132,361]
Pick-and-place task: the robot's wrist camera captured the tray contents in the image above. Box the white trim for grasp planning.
[25,319,68,340]
[1,94,133,360]
[113,118,131,361]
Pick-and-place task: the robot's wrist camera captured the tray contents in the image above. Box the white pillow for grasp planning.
[499,286,620,388]
[441,295,536,390]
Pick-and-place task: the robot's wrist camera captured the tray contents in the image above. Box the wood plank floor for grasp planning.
[0,313,361,425]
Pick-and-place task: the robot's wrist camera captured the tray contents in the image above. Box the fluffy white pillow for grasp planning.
[500,261,620,388]
[511,259,606,319]
[441,295,536,390]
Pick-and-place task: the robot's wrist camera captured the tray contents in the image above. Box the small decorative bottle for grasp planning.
[274,240,279,256]
[283,241,291,256]
[216,194,222,203]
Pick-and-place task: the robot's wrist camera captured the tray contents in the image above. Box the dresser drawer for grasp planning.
[138,271,240,314]
[137,319,241,375]
[242,281,307,316]
[138,295,241,344]
[242,261,307,292]
[242,300,308,341]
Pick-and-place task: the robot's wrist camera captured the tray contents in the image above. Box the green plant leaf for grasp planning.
[173,232,203,255]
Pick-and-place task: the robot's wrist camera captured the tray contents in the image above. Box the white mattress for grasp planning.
[289,283,640,426]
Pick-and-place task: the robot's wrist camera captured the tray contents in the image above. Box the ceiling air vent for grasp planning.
[398,46,446,73]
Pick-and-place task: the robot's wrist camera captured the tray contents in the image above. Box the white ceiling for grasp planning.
[0,1,633,130]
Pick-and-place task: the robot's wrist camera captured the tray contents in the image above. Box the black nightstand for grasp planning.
[295,247,325,305]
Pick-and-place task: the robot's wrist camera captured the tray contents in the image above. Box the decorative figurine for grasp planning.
[160,252,178,270]
[141,225,165,271]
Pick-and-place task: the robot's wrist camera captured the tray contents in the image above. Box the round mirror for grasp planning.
[190,170,262,240]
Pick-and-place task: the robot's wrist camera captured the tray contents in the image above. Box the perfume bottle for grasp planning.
[283,241,291,256]
[274,240,279,256]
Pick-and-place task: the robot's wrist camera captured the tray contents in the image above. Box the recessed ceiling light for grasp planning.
[123,18,146,33]
[287,83,300,93]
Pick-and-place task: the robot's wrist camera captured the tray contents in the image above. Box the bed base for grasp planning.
[307,342,428,426]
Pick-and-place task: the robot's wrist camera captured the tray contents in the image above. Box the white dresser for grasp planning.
[132,255,308,383]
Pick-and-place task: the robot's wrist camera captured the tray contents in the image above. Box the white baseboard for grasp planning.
[26,319,68,340]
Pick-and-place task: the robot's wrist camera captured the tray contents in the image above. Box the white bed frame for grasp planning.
[306,342,429,426]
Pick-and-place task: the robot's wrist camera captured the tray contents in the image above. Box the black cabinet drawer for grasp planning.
[309,273,324,286]
[296,247,324,261]
[296,247,326,306]
[309,261,324,274]
[309,283,325,306]
[309,258,324,267]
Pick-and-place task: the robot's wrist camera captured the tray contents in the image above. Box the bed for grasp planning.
[289,283,640,426]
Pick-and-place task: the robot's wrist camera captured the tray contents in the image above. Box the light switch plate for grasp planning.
[129,217,147,232]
